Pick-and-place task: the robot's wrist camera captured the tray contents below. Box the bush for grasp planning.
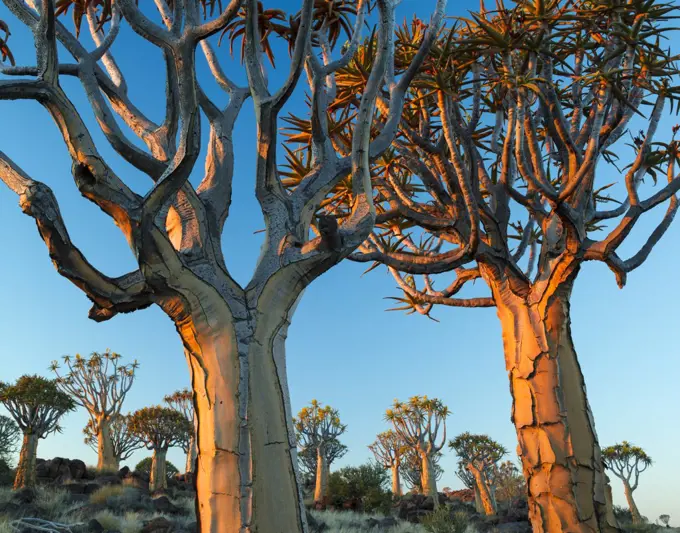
[327,462,392,514]
[90,485,130,505]
[0,458,13,486]
[421,507,469,533]
[134,457,179,481]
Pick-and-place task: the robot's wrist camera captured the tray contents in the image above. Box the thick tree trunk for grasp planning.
[150,448,168,492]
[623,481,642,524]
[168,276,306,533]
[473,483,484,513]
[14,433,39,489]
[487,268,619,533]
[185,427,197,475]
[314,448,329,505]
[97,417,118,471]
[391,464,401,497]
[471,468,496,516]
[420,454,438,508]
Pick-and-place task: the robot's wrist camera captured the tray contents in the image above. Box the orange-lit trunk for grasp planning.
[623,481,642,524]
[485,264,619,533]
[471,467,496,516]
[14,433,38,489]
[391,464,402,497]
[420,453,439,508]
[314,447,329,505]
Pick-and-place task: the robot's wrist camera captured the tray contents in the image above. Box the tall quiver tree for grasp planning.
[340,0,680,529]
[449,433,506,516]
[0,376,75,489]
[0,0,446,529]
[385,396,447,507]
[51,351,137,470]
[84,414,143,467]
[294,400,347,506]
[164,389,196,474]
[369,430,404,496]
[602,442,652,524]
[401,448,443,494]
[128,406,191,492]
[298,438,347,484]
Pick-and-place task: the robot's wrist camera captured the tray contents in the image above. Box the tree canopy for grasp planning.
[128,406,192,451]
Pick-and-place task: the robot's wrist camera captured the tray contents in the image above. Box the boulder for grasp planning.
[152,496,181,514]
[87,519,105,533]
[117,466,130,478]
[141,517,174,533]
[64,483,88,495]
[12,488,36,504]
[69,459,87,480]
[95,475,121,486]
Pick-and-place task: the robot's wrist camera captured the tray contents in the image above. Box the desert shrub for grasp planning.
[327,462,392,514]
[119,511,144,533]
[34,486,70,519]
[0,516,12,533]
[90,485,129,505]
[421,507,469,533]
[94,510,122,531]
[0,458,13,486]
[135,457,179,480]
[311,509,428,533]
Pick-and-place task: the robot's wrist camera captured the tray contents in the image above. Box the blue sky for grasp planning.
[1,0,679,524]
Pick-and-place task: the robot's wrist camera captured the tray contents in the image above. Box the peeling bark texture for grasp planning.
[485,264,618,533]
[150,448,168,492]
[421,454,439,508]
[314,448,329,505]
[97,418,118,471]
[623,482,642,524]
[391,464,401,497]
[14,433,39,489]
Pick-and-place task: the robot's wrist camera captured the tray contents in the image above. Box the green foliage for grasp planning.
[421,506,469,533]
[0,415,20,464]
[0,457,13,486]
[493,461,526,503]
[134,457,179,481]
[327,462,392,514]
[602,441,652,468]
[128,406,192,451]
[0,375,75,437]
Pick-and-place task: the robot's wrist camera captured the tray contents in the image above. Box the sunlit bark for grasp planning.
[14,433,38,489]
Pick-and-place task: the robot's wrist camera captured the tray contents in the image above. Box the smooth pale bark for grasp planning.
[14,433,39,489]
[150,448,168,492]
[485,263,618,533]
[185,431,197,475]
[420,453,439,508]
[314,447,329,505]
[166,271,306,533]
[473,483,483,513]
[391,464,402,497]
[623,481,642,524]
[470,467,496,516]
[97,417,118,471]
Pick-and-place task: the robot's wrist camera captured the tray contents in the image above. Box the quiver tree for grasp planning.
[0,414,20,464]
[128,406,191,492]
[51,351,138,470]
[322,0,680,529]
[164,388,196,474]
[0,375,75,489]
[84,413,142,467]
[493,460,526,503]
[298,437,347,485]
[449,432,506,516]
[368,429,404,496]
[385,396,448,506]
[602,442,652,524]
[0,0,446,528]
[294,400,347,506]
[400,448,443,494]
[659,515,671,528]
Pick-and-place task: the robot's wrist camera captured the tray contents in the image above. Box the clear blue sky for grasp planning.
[0,0,679,524]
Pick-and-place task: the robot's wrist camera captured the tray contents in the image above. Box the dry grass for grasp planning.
[311,510,428,533]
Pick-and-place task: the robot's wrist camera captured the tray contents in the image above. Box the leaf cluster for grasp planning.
[128,406,192,451]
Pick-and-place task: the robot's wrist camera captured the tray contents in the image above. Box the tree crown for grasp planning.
[449,432,507,472]
[84,413,143,461]
[294,399,347,448]
[128,406,192,451]
[368,429,405,468]
[385,396,448,454]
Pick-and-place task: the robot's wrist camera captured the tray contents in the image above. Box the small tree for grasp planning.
[298,438,347,483]
[84,413,143,467]
[449,433,506,516]
[51,351,138,470]
[135,456,179,481]
[294,400,347,505]
[0,414,20,465]
[0,376,75,488]
[386,396,448,506]
[368,430,405,497]
[602,442,652,524]
[493,461,526,503]
[164,388,196,474]
[659,515,671,528]
[327,462,391,513]
[128,406,191,491]
[400,448,443,494]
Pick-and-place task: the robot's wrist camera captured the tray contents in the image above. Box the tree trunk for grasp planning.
[14,433,39,489]
[166,275,306,533]
[623,481,642,524]
[391,464,402,497]
[486,267,619,533]
[420,453,438,508]
[473,483,483,513]
[185,430,197,475]
[97,417,118,471]
[471,467,496,516]
[314,447,329,505]
[150,448,168,492]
